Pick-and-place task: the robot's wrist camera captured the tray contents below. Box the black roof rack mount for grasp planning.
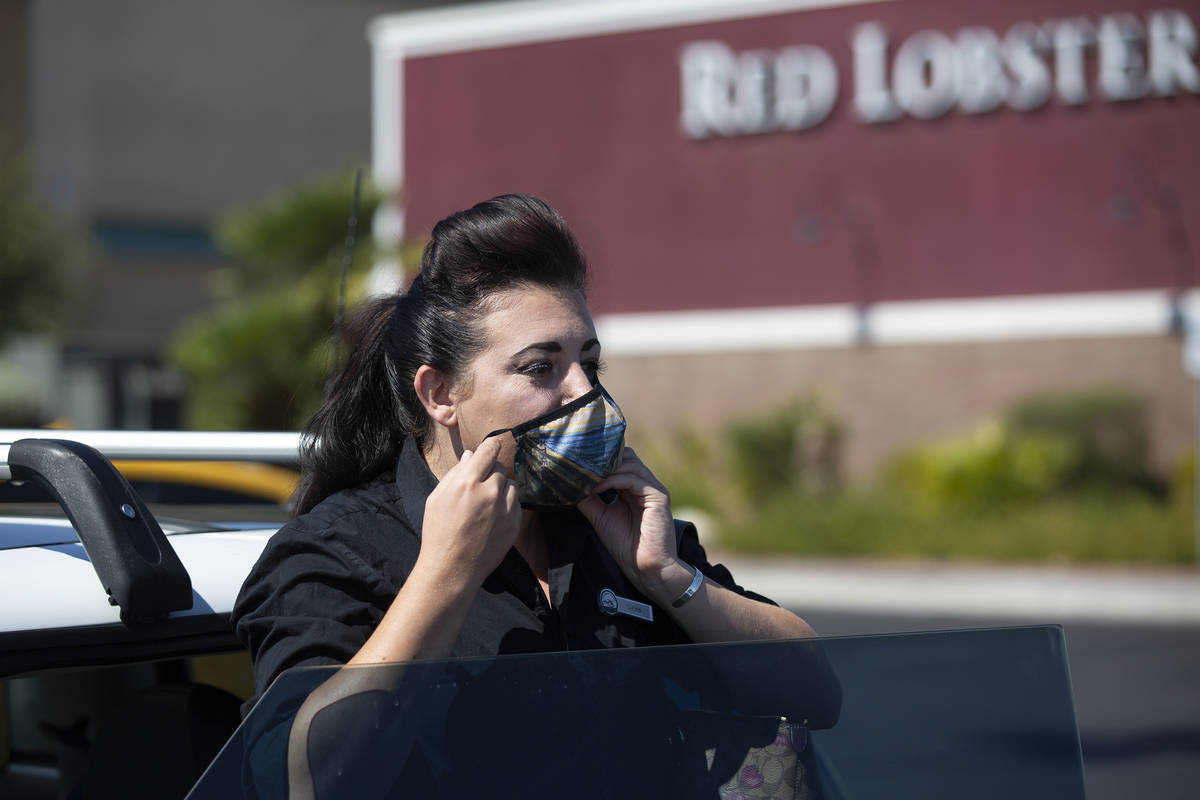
[6,438,193,623]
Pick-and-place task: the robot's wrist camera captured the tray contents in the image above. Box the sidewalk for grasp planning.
[713,554,1200,625]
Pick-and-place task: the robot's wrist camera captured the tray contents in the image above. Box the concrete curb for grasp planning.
[714,555,1200,625]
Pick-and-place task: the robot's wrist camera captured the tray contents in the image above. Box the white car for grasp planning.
[0,430,297,800]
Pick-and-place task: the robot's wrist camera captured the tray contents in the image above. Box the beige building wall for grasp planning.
[27,0,471,222]
[0,1,28,157]
[15,0,468,426]
[603,335,1193,483]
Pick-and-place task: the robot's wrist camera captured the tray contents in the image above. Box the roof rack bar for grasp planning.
[0,430,302,480]
[7,438,195,622]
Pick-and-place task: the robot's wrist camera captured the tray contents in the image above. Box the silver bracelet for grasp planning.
[671,563,704,608]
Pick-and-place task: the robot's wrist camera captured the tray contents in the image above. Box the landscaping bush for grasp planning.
[885,421,1078,511]
[1172,449,1195,500]
[717,487,1193,563]
[1008,389,1161,496]
[639,427,723,513]
[644,389,1190,564]
[886,389,1166,511]
[726,398,841,504]
[168,169,381,430]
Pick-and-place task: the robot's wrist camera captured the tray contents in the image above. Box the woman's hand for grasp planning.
[303,441,519,796]
[345,438,518,670]
[417,436,521,591]
[579,447,818,646]
[577,447,692,603]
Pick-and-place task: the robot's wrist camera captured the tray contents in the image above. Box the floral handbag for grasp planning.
[678,710,817,800]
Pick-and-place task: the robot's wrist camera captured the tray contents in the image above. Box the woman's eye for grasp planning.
[585,359,607,381]
[520,361,553,377]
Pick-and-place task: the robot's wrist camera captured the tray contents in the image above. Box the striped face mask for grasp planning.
[485,386,626,510]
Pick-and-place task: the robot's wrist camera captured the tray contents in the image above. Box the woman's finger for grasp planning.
[458,436,505,481]
[591,471,669,499]
[603,453,667,494]
[573,494,609,532]
[503,479,520,514]
[483,467,515,499]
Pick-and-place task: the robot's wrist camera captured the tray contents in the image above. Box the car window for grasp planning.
[0,652,254,800]
[189,626,1083,799]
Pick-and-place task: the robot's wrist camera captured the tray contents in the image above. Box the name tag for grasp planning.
[598,588,654,623]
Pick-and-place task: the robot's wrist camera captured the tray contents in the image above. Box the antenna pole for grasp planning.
[332,169,364,375]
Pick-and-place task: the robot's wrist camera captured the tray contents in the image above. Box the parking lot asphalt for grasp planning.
[713,554,1200,625]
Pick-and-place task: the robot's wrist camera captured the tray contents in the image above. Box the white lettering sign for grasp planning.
[1004,22,1053,110]
[681,41,838,137]
[1150,10,1200,93]
[680,9,1199,138]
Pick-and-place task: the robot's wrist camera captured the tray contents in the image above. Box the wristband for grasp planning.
[671,563,704,608]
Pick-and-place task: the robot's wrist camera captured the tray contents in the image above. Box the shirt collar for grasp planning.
[545,509,588,608]
[393,436,439,536]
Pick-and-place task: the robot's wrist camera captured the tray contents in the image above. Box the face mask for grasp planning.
[484,385,626,510]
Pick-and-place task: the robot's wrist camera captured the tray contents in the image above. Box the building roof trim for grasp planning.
[595,289,1198,355]
[367,0,881,59]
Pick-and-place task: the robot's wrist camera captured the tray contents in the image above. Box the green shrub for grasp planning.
[644,389,1189,564]
[717,488,1193,563]
[887,420,1009,508]
[885,420,1080,510]
[886,388,1165,511]
[168,278,333,430]
[1007,389,1156,492]
[168,168,380,430]
[1007,430,1080,495]
[1172,450,1195,500]
[0,157,84,348]
[639,427,722,513]
[726,398,841,504]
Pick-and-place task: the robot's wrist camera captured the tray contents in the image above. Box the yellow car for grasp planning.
[112,459,298,506]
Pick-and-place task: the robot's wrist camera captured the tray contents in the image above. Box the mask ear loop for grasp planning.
[503,385,606,439]
[481,387,606,443]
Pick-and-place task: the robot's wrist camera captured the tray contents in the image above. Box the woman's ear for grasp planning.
[413,365,457,428]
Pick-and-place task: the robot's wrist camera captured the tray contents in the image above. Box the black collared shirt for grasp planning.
[233,437,775,707]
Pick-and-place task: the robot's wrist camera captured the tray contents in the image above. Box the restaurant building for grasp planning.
[369,0,1200,478]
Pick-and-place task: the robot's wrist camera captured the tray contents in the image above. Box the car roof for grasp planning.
[0,519,277,632]
[0,513,232,550]
[0,430,297,677]
[0,518,280,677]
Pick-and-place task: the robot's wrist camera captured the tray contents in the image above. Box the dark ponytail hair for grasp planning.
[293,194,588,515]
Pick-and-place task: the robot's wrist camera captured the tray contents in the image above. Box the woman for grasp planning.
[232,195,830,794]
[234,193,817,697]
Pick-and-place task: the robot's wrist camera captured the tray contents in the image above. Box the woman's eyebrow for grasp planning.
[510,341,561,359]
[510,338,600,359]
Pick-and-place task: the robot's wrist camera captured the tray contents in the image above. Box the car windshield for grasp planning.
[190,625,1084,799]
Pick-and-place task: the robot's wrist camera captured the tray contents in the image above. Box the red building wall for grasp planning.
[401,0,1200,315]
